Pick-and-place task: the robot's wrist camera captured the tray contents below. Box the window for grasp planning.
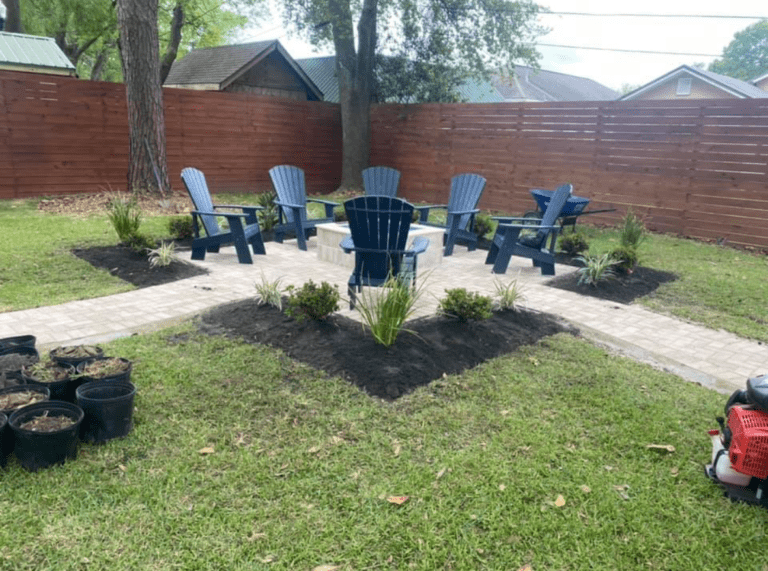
[676,77,692,96]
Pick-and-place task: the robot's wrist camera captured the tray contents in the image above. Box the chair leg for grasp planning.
[191,247,206,261]
[228,219,253,264]
[249,233,266,256]
[348,284,357,310]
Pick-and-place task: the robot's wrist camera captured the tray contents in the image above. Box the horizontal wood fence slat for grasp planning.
[1,72,767,249]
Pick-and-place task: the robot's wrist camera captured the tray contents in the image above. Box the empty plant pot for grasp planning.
[49,345,103,369]
[0,412,7,468]
[76,357,132,383]
[0,335,36,352]
[76,380,136,443]
[9,401,84,472]
[0,347,40,380]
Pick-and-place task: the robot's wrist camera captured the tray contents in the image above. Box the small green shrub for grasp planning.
[168,216,194,240]
[255,273,284,310]
[473,213,494,239]
[285,280,340,321]
[618,209,646,249]
[107,193,142,243]
[559,231,589,256]
[126,232,156,254]
[610,245,639,274]
[256,190,279,231]
[147,241,179,268]
[355,275,422,346]
[575,253,618,287]
[493,278,525,311]
[438,288,493,321]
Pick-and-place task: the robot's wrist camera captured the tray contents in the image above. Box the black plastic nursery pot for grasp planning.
[9,401,84,472]
[76,380,136,443]
[0,384,51,419]
[75,357,132,384]
[22,365,79,403]
[0,347,40,379]
[49,345,103,369]
[0,335,36,352]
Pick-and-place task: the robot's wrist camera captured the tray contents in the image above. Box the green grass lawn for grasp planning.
[1,326,765,570]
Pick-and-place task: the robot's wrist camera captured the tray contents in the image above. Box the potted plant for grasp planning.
[76,357,132,383]
[21,358,78,402]
[9,401,84,472]
[49,345,103,368]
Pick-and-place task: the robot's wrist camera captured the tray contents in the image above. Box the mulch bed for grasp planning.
[546,265,678,305]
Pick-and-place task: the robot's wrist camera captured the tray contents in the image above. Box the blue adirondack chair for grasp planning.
[362,166,401,197]
[415,173,487,256]
[340,196,430,309]
[485,183,573,275]
[268,165,339,251]
[180,167,266,264]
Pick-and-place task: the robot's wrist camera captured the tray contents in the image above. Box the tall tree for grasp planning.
[283,0,544,191]
[1,0,23,32]
[116,0,170,196]
[709,20,768,81]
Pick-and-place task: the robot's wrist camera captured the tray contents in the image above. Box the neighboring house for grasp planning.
[296,55,505,103]
[0,31,76,77]
[619,64,768,101]
[491,65,619,102]
[752,71,768,91]
[163,40,323,101]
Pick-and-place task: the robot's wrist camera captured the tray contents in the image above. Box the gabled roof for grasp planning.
[0,31,76,76]
[164,40,323,100]
[752,70,768,85]
[620,64,768,100]
[493,66,619,102]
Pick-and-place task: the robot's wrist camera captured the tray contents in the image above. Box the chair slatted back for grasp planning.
[344,196,414,282]
[180,167,221,237]
[447,173,486,230]
[533,183,572,246]
[362,166,401,197]
[269,165,308,226]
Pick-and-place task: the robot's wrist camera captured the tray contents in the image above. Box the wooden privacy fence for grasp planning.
[1,71,767,249]
[0,71,343,198]
[370,99,768,249]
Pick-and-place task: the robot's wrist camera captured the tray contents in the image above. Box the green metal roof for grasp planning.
[0,31,76,74]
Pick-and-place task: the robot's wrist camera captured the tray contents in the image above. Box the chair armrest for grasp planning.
[491,216,530,223]
[406,236,430,255]
[448,208,480,216]
[340,235,354,252]
[191,210,254,220]
[496,222,559,231]
[274,200,303,210]
[212,204,264,211]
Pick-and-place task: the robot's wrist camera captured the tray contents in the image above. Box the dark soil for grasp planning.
[72,244,207,288]
[71,245,677,400]
[546,264,678,305]
[199,300,577,400]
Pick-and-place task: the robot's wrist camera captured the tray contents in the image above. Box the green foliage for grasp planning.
[147,241,179,268]
[709,20,768,80]
[618,209,646,249]
[355,275,422,347]
[473,213,494,240]
[167,215,194,240]
[254,273,284,310]
[255,190,279,232]
[575,253,618,287]
[558,231,589,256]
[610,245,639,274]
[493,278,525,311]
[438,288,493,321]
[126,232,157,254]
[285,280,340,321]
[106,193,143,243]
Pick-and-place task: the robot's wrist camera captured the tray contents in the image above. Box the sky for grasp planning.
[239,0,768,92]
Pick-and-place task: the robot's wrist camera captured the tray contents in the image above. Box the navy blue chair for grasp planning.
[180,167,265,264]
[485,183,572,275]
[268,165,339,251]
[362,166,401,197]
[415,173,487,256]
[340,196,430,309]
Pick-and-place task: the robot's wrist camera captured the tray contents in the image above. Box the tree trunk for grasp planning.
[116,0,170,196]
[159,2,184,84]
[330,0,377,193]
[1,0,23,33]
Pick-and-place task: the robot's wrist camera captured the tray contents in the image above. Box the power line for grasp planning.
[544,12,768,20]
[538,43,721,57]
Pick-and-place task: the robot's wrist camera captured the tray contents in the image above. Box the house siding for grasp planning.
[754,76,768,91]
[225,52,309,100]
[632,76,740,100]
